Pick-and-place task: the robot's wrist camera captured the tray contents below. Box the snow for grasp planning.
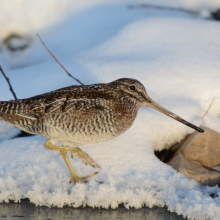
[1,0,220,219]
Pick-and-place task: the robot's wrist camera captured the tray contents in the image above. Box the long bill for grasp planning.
[147,97,204,133]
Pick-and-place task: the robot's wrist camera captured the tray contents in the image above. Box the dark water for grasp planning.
[0,199,185,220]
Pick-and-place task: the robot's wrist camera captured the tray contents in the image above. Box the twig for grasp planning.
[0,65,18,100]
[128,4,199,15]
[202,97,215,119]
[37,34,84,85]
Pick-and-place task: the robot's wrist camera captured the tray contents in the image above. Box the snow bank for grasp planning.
[79,16,220,150]
[1,1,220,219]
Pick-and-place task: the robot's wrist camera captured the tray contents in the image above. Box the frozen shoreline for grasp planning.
[1,1,220,219]
[0,198,185,220]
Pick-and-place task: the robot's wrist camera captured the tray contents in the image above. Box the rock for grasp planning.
[3,33,31,52]
[211,9,220,21]
[168,127,220,186]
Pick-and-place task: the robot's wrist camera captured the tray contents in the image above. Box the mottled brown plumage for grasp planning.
[0,78,203,183]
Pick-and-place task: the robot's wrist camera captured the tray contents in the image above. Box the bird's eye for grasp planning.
[130,85,135,90]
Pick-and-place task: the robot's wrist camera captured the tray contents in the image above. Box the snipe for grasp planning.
[0,78,203,183]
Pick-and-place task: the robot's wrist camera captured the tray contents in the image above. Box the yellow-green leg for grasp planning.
[44,140,100,183]
[60,150,98,183]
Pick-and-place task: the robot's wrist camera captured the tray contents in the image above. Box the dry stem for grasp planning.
[202,97,215,119]
[37,34,84,85]
[0,65,18,100]
[128,4,199,15]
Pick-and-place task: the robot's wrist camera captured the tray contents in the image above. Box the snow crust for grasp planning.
[1,1,220,219]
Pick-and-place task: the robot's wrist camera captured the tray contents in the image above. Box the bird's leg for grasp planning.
[44,140,100,183]
[59,150,98,183]
[44,140,100,168]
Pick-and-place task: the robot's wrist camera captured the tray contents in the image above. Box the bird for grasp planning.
[0,78,203,183]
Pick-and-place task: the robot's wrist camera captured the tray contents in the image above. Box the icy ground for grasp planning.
[1,0,220,219]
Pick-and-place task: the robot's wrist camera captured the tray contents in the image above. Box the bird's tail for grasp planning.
[0,101,9,121]
[0,100,20,122]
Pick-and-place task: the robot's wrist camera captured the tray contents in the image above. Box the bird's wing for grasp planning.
[19,90,112,121]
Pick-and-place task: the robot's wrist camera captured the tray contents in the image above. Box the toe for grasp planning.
[69,172,99,184]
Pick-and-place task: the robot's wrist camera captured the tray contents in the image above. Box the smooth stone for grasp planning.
[168,127,220,186]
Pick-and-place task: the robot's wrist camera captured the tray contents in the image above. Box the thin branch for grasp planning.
[128,4,199,15]
[0,65,18,100]
[202,97,215,119]
[37,34,84,85]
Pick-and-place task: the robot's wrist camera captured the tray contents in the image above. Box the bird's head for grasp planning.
[110,78,150,108]
[110,78,203,133]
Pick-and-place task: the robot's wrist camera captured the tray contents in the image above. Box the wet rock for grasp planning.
[3,33,32,52]
[168,127,220,186]
[211,9,220,21]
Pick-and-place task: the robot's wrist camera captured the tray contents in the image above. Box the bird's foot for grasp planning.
[72,147,101,169]
[69,172,99,183]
